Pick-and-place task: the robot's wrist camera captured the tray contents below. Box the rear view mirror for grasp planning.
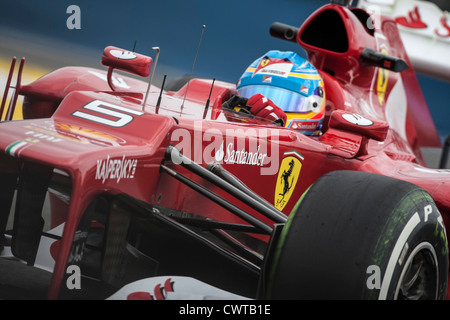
[102,46,153,78]
[328,110,389,142]
[360,47,408,72]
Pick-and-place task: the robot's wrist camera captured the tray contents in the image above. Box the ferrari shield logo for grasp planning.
[260,58,270,68]
[274,151,303,211]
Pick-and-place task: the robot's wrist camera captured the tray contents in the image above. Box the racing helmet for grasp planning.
[237,50,326,136]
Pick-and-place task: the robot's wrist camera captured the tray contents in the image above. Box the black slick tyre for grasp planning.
[266,170,448,300]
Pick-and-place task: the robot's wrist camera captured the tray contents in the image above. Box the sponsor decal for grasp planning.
[54,123,126,146]
[24,123,89,145]
[23,122,124,147]
[375,2,450,40]
[109,49,137,60]
[252,59,293,78]
[24,130,63,143]
[260,58,270,68]
[171,121,280,175]
[377,46,390,105]
[395,6,427,29]
[274,150,303,211]
[95,155,138,184]
[342,113,374,126]
[300,85,309,95]
[288,119,319,132]
[127,278,175,300]
[436,14,450,38]
[262,76,272,83]
[215,142,267,167]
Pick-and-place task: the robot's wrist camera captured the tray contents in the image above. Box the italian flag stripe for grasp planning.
[284,150,304,161]
[5,141,28,156]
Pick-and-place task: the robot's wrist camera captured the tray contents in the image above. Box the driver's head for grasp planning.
[237,50,326,136]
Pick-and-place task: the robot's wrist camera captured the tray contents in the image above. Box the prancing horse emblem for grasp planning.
[279,159,295,203]
[274,151,303,211]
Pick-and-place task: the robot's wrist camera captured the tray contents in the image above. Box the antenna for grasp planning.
[156,74,167,113]
[203,78,215,119]
[132,40,137,52]
[142,47,160,109]
[181,25,206,110]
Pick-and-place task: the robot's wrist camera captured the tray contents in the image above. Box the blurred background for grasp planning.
[0,0,448,146]
[0,0,328,81]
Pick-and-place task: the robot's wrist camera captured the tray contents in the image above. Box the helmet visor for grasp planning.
[238,85,314,113]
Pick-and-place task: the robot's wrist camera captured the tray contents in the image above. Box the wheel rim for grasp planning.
[395,242,439,300]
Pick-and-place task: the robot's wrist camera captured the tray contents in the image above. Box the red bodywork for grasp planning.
[0,3,449,299]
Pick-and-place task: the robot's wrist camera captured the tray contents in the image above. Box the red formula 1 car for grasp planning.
[0,0,449,300]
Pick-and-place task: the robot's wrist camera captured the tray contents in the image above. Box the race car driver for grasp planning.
[222,50,326,137]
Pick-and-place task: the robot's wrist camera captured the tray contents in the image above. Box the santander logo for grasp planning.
[127,278,174,300]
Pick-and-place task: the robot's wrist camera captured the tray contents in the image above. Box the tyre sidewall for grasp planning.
[370,190,448,300]
[267,171,448,300]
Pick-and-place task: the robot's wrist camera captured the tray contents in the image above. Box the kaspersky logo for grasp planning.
[274,150,303,211]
